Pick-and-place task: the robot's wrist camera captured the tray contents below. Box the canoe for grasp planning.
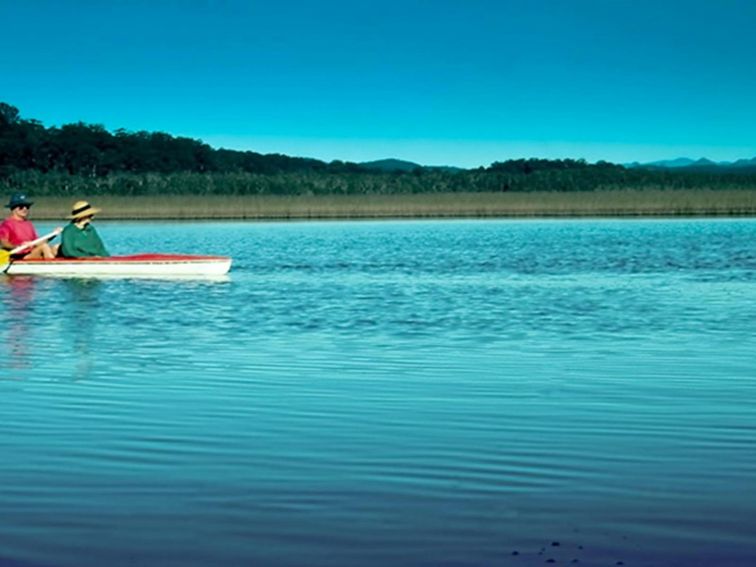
[2,253,232,277]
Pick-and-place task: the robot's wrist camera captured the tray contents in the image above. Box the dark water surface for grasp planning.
[1,219,755,567]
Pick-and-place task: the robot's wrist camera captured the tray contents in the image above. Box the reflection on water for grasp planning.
[1,276,36,370]
[0,219,755,567]
[1,277,106,378]
[60,279,102,380]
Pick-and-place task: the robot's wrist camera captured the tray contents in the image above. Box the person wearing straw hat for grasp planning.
[0,192,60,259]
[59,200,109,258]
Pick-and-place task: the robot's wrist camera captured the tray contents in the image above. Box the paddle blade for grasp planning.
[0,250,10,264]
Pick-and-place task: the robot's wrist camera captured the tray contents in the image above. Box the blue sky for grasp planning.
[2,0,755,167]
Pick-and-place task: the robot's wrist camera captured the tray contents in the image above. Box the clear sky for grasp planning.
[2,0,755,167]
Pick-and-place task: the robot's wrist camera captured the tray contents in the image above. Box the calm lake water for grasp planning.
[1,218,755,567]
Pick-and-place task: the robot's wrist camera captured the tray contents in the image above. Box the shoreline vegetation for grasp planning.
[29,190,756,220]
[3,102,756,219]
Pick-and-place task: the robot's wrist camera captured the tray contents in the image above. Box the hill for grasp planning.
[359,159,424,172]
[358,159,464,173]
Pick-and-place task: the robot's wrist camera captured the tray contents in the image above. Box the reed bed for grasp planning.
[29,190,756,220]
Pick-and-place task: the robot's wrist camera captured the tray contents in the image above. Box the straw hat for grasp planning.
[69,200,102,220]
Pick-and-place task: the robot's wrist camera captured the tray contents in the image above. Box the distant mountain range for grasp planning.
[627,157,756,173]
[361,156,756,174]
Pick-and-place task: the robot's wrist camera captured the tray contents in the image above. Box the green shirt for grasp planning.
[60,222,109,257]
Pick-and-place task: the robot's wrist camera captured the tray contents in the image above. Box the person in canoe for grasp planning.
[59,201,110,258]
[0,193,60,259]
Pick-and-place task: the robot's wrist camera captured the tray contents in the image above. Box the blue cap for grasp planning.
[6,193,33,209]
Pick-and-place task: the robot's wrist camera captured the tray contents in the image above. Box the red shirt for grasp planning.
[0,217,39,251]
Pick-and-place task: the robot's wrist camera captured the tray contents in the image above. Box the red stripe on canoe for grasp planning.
[15,254,230,263]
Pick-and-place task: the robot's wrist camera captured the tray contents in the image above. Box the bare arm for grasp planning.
[1,228,61,253]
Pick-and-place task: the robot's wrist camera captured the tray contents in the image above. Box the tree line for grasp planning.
[2,102,755,196]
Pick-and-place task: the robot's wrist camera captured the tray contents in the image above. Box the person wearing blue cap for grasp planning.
[0,193,59,259]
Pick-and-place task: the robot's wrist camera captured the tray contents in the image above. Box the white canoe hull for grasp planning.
[3,254,232,277]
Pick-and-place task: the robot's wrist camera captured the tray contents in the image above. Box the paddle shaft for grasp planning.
[0,228,62,265]
[11,229,62,254]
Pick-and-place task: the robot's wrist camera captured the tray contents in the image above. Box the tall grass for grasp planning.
[26,190,756,220]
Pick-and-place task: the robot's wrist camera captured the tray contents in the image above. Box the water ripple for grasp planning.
[1,218,755,567]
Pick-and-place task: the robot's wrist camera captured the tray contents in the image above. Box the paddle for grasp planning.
[0,228,62,266]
